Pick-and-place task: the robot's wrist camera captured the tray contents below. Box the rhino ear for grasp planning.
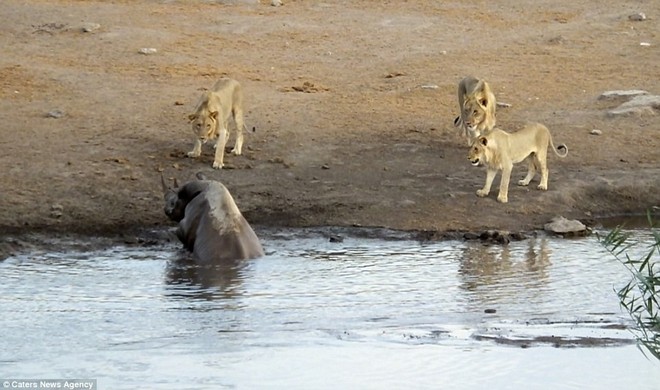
[160,173,169,195]
[173,177,180,188]
[474,79,484,92]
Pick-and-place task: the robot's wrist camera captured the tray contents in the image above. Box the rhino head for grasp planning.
[161,174,186,222]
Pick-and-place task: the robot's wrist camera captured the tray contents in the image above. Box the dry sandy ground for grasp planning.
[0,0,659,251]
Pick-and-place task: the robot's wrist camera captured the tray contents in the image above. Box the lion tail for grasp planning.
[550,138,568,158]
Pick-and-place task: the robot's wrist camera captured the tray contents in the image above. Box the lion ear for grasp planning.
[210,111,219,120]
[479,98,488,107]
[479,136,488,146]
[188,114,197,122]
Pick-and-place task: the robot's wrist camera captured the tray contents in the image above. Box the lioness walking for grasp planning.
[453,76,497,143]
[187,78,248,169]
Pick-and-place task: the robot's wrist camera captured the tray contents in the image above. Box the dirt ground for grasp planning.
[1,0,659,250]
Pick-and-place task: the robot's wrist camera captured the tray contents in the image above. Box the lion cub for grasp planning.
[467,123,568,203]
[453,76,497,144]
[187,78,247,169]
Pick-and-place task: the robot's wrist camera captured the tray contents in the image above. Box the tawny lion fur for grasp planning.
[467,123,568,203]
[187,78,247,169]
[454,76,497,144]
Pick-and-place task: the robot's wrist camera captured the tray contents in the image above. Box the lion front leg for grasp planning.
[497,164,512,203]
[187,139,202,158]
[477,168,497,198]
[212,126,228,169]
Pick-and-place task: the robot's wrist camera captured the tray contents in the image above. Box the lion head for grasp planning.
[468,136,492,166]
[462,94,492,132]
[188,110,218,144]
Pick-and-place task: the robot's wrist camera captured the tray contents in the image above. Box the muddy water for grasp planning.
[1,229,659,389]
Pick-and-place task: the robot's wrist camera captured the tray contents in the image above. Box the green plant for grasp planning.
[600,213,660,360]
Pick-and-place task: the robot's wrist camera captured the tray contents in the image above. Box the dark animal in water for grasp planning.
[161,173,264,263]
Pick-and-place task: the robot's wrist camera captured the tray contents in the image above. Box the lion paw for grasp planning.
[230,148,242,156]
[517,179,529,186]
[497,195,508,203]
[476,189,489,198]
[212,161,224,169]
[187,151,200,158]
[537,184,547,191]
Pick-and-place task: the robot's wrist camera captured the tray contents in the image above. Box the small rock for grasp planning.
[271,0,282,6]
[484,309,497,314]
[590,129,602,135]
[496,102,512,108]
[421,84,439,89]
[50,204,64,219]
[607,94,660,117]
[544,216,587,236]
[509,232,527,241]
[328,235,344,243]
[598,90,648,100]
[628,12,647,21]
[640,42,651,47]
[321,164,330,170]
[463,232,480,240]
[81,23,100,33]
[46,110,64,119]
[138,48,158,55]
[547,35,566,45]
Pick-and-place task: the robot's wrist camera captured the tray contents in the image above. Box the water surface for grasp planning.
[1,230,659,389]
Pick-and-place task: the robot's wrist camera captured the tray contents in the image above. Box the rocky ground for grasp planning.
[0,0,659,256]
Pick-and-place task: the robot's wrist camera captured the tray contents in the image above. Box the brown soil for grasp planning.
[1,0,659,248]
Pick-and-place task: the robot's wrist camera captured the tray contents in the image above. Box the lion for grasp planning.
[453,76,497,143]
[467,123,568,203]
[187,77,248,169]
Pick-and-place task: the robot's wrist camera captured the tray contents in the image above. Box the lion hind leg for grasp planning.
[518,156,537,186]
[536,153,549,190]
[231,108,245,156]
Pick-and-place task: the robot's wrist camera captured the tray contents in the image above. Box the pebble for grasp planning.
[590,129,602,136]
[81,23,100,33]
[50,204,64,219]
[271,0,282,6]
[628,12,647,21]
[640,42,651,47]
[46,110,64,119]
[138,48,158,55]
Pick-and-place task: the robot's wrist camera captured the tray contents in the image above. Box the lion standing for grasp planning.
[467,123,568,203]
[187,78,248,169]
[453,76,497,143]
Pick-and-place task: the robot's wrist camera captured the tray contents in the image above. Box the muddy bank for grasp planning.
[0,0,658,252]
